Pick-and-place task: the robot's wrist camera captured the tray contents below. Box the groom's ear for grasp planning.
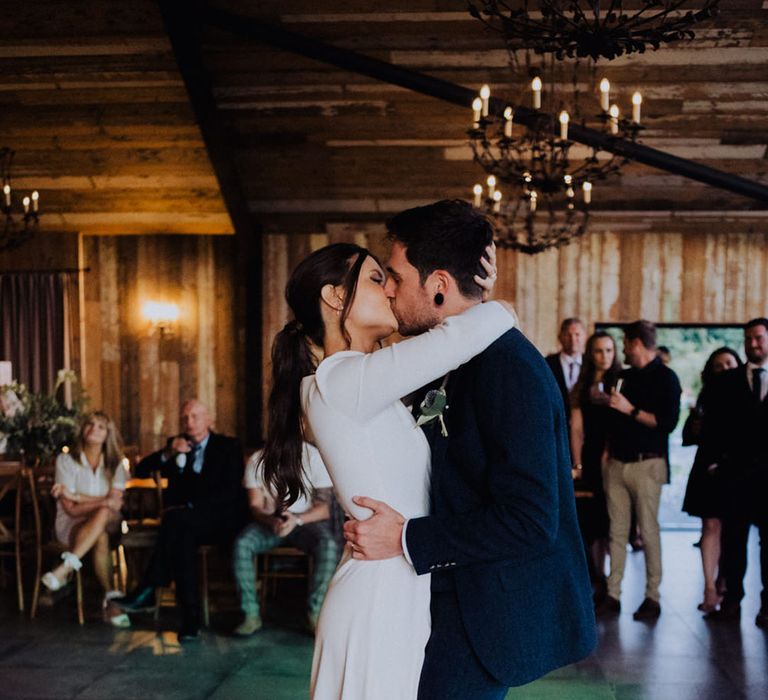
[425,269,453,298]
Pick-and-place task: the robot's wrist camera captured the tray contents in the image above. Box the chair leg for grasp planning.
[14,475,24,613]
[154,588,161,622]
[200,550,209,628]
[76,571,84,626]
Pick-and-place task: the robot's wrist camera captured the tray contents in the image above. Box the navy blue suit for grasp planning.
[406,328,597,695]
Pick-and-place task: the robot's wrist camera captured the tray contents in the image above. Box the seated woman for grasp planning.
[42,411,129,623]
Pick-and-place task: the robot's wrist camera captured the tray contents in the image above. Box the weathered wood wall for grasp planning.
[262,228,768,404]
[81,235,243,455]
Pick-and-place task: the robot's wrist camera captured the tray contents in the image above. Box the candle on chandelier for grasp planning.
[632,91,642,124]
[529,190,538,213]
[22,196,30,214]
[480,84,490,118]
[493,190,502,213]
[473,184,483,208]
[531,77,542,110]
[487,175,496,198]
[582,181,593,204]
[559,110,569,140]
[472,97,482,127]
[2,183,9,208]
[31,190,39,213]
[599,78,610,112]
[565,174,574,198]
[504,106,513,138]
[609,104,620,135]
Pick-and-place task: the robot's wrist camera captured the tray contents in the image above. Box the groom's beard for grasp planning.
[393,306,441,337]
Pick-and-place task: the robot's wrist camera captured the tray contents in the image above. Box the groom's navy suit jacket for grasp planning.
[406,328,597,687]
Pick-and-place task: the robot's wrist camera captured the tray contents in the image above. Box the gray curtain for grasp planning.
[0,272,69,393]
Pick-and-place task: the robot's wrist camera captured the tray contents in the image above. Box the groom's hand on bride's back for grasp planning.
[344,497,405,560]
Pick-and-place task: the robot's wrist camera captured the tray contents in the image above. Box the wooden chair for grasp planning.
[258,546,313,613]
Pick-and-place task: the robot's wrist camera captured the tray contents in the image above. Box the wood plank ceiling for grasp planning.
[200,0,768,236]
[0,0,233,235]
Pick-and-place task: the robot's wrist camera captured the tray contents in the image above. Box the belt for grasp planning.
[611,451,664,463]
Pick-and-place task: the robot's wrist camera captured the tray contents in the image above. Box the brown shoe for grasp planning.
[595,595,621,617]
[633,598,661,621]
[705,601,740,622]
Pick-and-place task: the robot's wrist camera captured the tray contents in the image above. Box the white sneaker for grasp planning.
[41,571,64,592]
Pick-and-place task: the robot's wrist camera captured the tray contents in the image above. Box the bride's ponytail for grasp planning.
[261,243,372,511]
[261,320,316,510]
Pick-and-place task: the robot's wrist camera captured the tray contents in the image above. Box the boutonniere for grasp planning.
[415,375,449,437]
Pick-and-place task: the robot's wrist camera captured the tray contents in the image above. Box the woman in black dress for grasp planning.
[570,331,622,600]
[682,347,742,612]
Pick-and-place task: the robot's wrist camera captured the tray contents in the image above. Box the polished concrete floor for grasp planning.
[0,530,765,700]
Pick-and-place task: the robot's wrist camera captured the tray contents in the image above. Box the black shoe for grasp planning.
[633,597,661,621]
[755,608,768,629]
[115,585,156,612]
[177,623,200,643]
[705,601,741,623]
[595,595,621,617]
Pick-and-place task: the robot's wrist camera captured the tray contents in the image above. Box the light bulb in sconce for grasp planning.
[142,300,180,336]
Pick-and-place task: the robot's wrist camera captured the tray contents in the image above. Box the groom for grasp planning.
[344,200,597,699]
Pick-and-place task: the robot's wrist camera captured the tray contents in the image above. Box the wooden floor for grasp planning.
[0,530,765,700]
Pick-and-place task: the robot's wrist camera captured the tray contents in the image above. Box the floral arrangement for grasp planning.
[0,369,86,464]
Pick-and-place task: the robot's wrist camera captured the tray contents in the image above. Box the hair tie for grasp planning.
[287,319,305,335]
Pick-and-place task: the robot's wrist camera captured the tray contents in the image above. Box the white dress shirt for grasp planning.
[559,352,583,393]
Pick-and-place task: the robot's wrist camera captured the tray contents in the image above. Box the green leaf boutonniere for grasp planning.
[415,376,449,437]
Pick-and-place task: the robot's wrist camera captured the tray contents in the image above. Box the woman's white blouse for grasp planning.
[54,451,128,497]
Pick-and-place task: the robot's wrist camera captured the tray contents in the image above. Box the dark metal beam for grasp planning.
[203,6,768,205]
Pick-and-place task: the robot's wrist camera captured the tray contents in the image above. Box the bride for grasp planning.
[260,241,515,699]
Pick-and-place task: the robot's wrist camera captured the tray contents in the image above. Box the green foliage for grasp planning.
[0,370,87,463]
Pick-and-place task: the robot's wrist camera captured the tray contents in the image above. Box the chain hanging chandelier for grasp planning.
[468,61,643,253]
[468,0,720,61]
[1,148,41,250]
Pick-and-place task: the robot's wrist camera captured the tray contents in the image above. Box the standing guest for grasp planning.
[42,411,129,624]
[596,320,681,621]
[682,348,742,613]
[546,318,587,415]
[704,320,768,628]
[117,399,247,642]
[232,443,341,636]
[570,332,622,602]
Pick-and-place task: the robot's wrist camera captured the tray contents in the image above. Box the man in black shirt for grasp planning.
[597,321,681,621]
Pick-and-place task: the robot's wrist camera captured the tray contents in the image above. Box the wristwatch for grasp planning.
[630,406,640,419]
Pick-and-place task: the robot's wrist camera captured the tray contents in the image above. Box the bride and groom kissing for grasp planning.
[261,199,597,699]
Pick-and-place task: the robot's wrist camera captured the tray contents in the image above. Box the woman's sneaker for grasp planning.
[234,615,262,636]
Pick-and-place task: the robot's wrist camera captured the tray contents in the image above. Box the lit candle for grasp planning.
[565,174,575,199]
[599,78,610,112]
[493,190,502,213]
[582,181,592,204]
[504,106,513,138]
[31,190,39,213]
[472,97,482,127]
[559,110,569,140]
[487,175,496,198]
[523,171,532,192]
[632,91,642,124]
[22,196,30,214]
[480,84,490,118]
[529,190,538,213]
[531,77,542,110]
[473,184,483,208]
[609,104,619,135]
[2,183,9,208]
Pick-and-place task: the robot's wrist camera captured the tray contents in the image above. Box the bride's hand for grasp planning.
[474,242,497,301]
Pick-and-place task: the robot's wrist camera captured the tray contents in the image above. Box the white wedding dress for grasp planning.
[303,302,515,700]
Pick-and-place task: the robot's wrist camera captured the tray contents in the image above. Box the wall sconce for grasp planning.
[142,300,179,337]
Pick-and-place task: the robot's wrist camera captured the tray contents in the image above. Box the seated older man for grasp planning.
[118,399,247,642]
[233,442,341,636]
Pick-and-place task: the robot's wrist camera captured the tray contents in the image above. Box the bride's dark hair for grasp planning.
[262,242,372,510]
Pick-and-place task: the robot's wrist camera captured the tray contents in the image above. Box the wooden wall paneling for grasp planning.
[746,233,768,319]
[98,237,122,424]
[659,232,684,322]
[533,249,560,354]
[599,232,622,322]
[680,233,707,322]
[212,237,239,438]
[725,232,749,322]
[703,233,728,321]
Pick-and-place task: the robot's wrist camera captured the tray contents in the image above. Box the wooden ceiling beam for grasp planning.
[203,7,768,205]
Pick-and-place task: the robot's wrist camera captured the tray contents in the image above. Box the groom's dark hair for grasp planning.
[386,199,494,300]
